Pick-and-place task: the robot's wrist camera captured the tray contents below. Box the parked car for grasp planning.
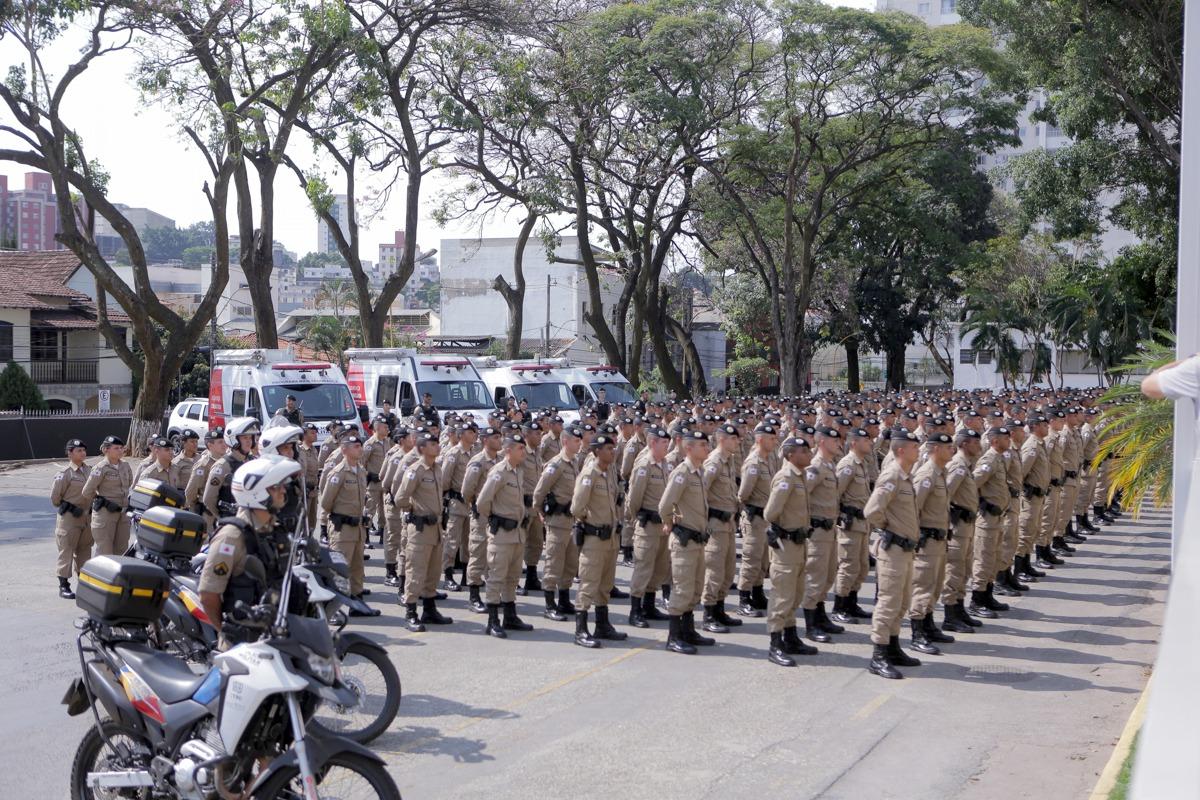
[166,397,209,446]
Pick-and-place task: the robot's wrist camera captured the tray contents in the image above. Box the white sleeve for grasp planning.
[1158,356,1200,401]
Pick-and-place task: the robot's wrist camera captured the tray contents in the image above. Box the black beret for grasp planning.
[205,427,224,441]
[716,424,739,436]
[101,435,124,447]
[647,426,671,440]
[150,437,171,449]
[753,423,777,435]
[341,434,363,445]
[65,438,86,449]
[180,429,200,440]
[927,432,953,445]
[815,425,840,438]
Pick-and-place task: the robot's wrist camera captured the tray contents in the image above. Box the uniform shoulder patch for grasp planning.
[582,477,592,486]
[979,465,991,473]
[674,475,685,484]
[748,467,758,475]
[882,481,895,492]
[546,464,557,474]
[637,468,647,476]
[195,468,205,477]
[920,478,932,489]
[217,541,236,556]
[212,562,229,577]
[405,469,417,480]
[209,477,221,487]
[330,475,340,484]
[469,465,480,473]
[54,473,62,481]
[779,481,789,490]
[837,467,852,477]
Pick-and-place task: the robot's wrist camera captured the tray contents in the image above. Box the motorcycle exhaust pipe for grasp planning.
[87,770,155,789]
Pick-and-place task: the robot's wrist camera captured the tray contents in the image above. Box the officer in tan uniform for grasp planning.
[658,430,716,654]
[519,421,546,595]
[735,422,778,618]
[361,416,390,545]
[570,433,627,647]
[1017,415,1050,579]
[763,436,819,666]
[969,426,1012,620]
[82,435,132,556]
[801,426,844,643]
[1056,407,1084,551]
[993,420,1027,596]
[625,426,672,627]
[395,432,454,632]
[380,426,413,589]
[617,418,646,565]
[941,429,981,633]
[440,423,478,592]
[533,425,584,620]
[298,424,320,530]
[202,419,257,521]
[463,426,503,613]
[830,427,874,624]
[173,430,201,490]
[908,432,954,655]
[185,429,226,523]
[538,416,562,462]
[475,433,533,638]
[1074,409,1101,533]
[131,437,183,492]
[1038,411,1067,566]
[864,429,923,679]
[700,424,742,633]
[51,439,92,598]
[319,434,378,613]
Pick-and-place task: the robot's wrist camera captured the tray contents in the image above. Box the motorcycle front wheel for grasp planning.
[309,642,401,743]
[69,718,154,800]
[252,751,401,799]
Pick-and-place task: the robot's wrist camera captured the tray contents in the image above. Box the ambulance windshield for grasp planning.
[590,381,636,404]
[510,382,579,410]
[416,380,493,410]
[263,383,356,421]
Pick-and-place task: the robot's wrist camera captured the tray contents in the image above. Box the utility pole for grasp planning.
[544,278,552,359]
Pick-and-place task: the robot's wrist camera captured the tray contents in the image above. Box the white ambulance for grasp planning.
[473,357,581,424]
[344,348,498,426]
[560,364,638,408]
[208,349,359,441]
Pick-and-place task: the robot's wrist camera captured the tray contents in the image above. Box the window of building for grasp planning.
[959,348,975,365]
[30,328,58,361]
[918,1,930,12]
[0,321,11,363]
[940,0,956,12]
[976,350,994,365]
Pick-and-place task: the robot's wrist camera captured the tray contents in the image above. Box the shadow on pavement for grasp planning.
[399,693,519,721]
[377,724,495,763]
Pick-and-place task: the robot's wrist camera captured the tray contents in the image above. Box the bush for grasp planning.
[718,357,777,395]
[0,362,49,410]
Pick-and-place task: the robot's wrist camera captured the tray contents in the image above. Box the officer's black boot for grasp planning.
[1043,543,1066,565]
[816,601,845,634]
[384,563,400,588]
[869,643,902,679]
[543,590,567,621]
[557,588,576,615]
[959,600,983,627]
[1015,554,1040,583]
[443,567,461,592]
[58,577,74,599]
[421,597,453,626]
[830,595,856,625]
[1052,535,1076,555]
[1034,545,1057,570]
[468,584,486,613]
[1023,552,1047,578]
[768,631,796,667]
[683,611,715,646]
[782,625,818,655]
[405,603,425,633]
[574,610,600,648]
[1080,512,1100,533]
[909,617,940,655]
[628,595,648,628]
[886,635,921,667]
[848,589,871,619]
[702,605,729,634]
[715,599,742,627]
[804,608,831,643]
[942,603,973,634]
[984,584,1009,612]
[666,615,696,655]
[523,564,542,594]
[502,601,533,632]
[993,570,1019,597]
[642,592,668,621]
[609,584,629,599]
[968,590,998,619]
[923,612,954,643]
[1095,504,1114,525]
[621,545,634,566]
[319,524,328,544]
[658,583,671,609]
[751,584,769,610]
[485,604,506,638]
[594,605,627,640]
[1065,520,1087,544]
[1005,567,1029,592]
[396,575,405,597]
[460,563,469,587]
[738,589,761,618]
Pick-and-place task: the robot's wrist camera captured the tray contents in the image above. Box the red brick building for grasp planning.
[0,171,61,252]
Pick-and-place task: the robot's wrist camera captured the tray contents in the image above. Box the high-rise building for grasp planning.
[316,194,351,254]
[0,172,61,251]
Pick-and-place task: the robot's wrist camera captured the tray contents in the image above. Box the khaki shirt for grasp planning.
[380,444,407,497]
[1061,426,1083,476]
[912,460,949,530]
[946,451,978,514]
[538,432,561,463]
[184,450,217,508]
[804,452,840,521]
[571,458,617,528]
[738,448,778,510]
[202,451,248,518]
[319,460,368,524]
[701,448,739,515]
[52,462,90,511]
[362,434,388,480]
[763,460,810,532]
[973,448,1010,514]
[396,459,443,524]
[197,509,272,594]
[173,452,198,492]
[476,459,526,541]
[1080,422,1098,471]
[1021,434,1050,492]
[659,460,708,532]
[1046,428,1065,481]
[317,436,339,469]
[522,445,542,496]
[83,459,133,505]
[133,458,183,493]
[533,451,579,525]
[619,435,645,482]
[835,451,871,512]
[298,443,320,492]
[462,449,501,510]
[864,462,919,541]
[440,443,472,517]
[626,449,669,518]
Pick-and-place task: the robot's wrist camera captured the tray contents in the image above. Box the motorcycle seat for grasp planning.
[113,642,210,704]
[171,573,200,593]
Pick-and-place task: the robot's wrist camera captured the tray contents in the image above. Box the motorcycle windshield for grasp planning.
[273,614,335,659]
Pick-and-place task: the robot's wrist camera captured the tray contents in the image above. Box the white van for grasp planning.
[560,364,638,408]
[208,349,359,441]
[473,357,581,424]
[344,348,497,425]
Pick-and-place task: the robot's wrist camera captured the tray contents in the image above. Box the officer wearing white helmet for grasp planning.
[259,425,306,532]
[198,456,301,646]
[202,417,260,520]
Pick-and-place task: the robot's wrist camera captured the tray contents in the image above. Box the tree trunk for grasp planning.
[664,310,707,398]
[246,235,279,348]
[650,288,687,397]
[495,214,534,359]
[885,346,907,390]
[844,338,861,392]
[127,349,168,457]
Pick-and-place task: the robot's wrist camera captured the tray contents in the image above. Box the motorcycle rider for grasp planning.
[197,456,305,648]
[202,417,259,520]
[259,425,307,533]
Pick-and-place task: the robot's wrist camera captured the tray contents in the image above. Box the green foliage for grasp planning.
[0,362,48,410]
[718,357,777,396]
[1095,335,1176,515]
[298,315,357,370]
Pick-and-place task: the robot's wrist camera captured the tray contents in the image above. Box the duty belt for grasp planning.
[444,488,464,503]
[58,500,84,517]
[767,523,810,546]
[810,516,834,530]
[488,514,519,533]
[542,494,572,516]
[877,529,917,552]
[977,499,1003,518]
[743,504,765,520]
[1063,470,1078,479]
[707,507,732,522]
[636,508,663,525]
[671,523,709,546]
[839,504,864,520]
[406,512,438,528]
[578,522,613,540]
[1022,483,1045,499]
[92,497,123,514]
[1049,478,1062,487]
[918,527,949,550]
[329,512,362,528]
[949,504,975,524]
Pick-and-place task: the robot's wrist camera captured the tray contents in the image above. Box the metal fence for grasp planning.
[0,409,133,460]
[26,359,100,384]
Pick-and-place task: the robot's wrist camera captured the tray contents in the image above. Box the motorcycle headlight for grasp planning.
[333,573,351,595]
[305,650,337,685]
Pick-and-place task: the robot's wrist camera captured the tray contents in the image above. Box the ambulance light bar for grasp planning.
[271,363,332,371]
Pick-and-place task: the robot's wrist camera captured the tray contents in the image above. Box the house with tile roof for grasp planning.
[0,251,134,411]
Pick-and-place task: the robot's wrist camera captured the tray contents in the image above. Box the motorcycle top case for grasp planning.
[77,556,170,626]
[128,478,185,513]
[136,505,206,558]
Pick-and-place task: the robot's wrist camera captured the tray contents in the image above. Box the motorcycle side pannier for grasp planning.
[128,478,185,513]
[77,556,170,626]
[136,505,206,558]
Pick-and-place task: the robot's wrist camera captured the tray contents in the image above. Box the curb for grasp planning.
[1088,674,1151,799]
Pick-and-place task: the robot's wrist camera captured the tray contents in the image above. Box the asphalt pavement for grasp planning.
[0,460,1167,799]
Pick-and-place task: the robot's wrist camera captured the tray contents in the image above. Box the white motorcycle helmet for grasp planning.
[224,416,262,450]
[231,455,302,510]
[259,424,303,457]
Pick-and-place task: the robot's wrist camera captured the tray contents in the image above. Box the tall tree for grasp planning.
[0,1,230,453]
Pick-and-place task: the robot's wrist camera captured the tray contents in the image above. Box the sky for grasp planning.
[0,0,877,263]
